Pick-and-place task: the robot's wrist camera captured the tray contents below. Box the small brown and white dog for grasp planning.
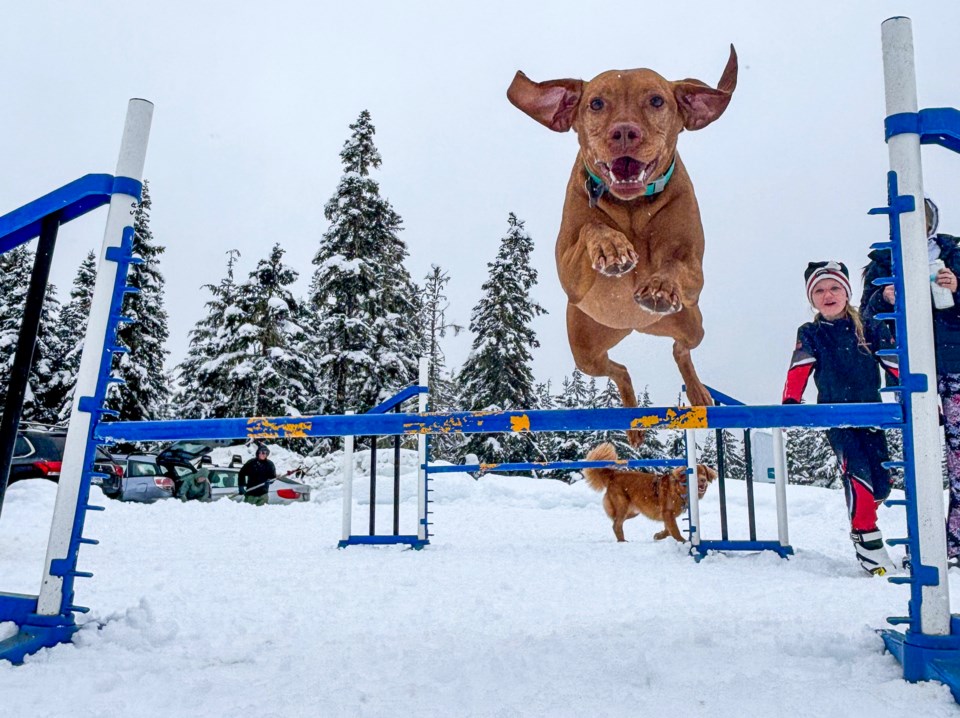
[583,443,717,542]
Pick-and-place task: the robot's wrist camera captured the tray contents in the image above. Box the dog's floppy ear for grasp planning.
[672,44,738,131]
[507,72,583,133]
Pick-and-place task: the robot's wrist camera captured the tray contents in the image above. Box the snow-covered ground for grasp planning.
[1,451,959,717]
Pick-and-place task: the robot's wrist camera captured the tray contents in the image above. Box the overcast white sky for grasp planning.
[3,1,960,408]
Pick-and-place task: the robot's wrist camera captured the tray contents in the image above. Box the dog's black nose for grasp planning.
[609,123,643,151]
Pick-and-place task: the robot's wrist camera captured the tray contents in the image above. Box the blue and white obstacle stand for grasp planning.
[875,15,960,691]
[1,13,959,700]
[0,99,153,663]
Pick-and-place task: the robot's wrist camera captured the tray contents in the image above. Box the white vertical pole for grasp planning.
[882,16,950,636]
[341,411,355,543]
[37,99,153,616]
[417,357,429,542]
[685,429,700,547]
[773,428,789,546]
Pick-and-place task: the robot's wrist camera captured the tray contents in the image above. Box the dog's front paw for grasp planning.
[634,276,682,315]
[587,235,638,277]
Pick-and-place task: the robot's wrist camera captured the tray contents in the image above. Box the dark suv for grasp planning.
[10,424,122,491]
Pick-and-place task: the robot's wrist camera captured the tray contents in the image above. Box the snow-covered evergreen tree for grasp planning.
[107,181,170,422]
[419,265,464,460]
[700,431,718,467]
[785,427,839,487]
[458,213,546,466]
[178,250,245,418]
[309,110,421,415]
[420,265,462,394]
[55,250,97,420]
[229,243,315,418]
[0,245,64,424]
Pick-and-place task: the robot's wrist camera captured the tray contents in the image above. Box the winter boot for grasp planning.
[850,529,896,576]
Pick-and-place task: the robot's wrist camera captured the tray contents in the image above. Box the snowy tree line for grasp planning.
[0,109,901,488]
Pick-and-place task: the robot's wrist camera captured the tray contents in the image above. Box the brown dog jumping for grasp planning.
[507,48,737,445]
[583,443,717,542]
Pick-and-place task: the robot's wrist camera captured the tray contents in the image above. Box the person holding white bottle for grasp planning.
[862,196,960,567]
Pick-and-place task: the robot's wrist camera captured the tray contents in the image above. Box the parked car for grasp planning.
[103,440,234,503]
[101,453,177,503]
[11,423,123,488]
[204,465,311,504]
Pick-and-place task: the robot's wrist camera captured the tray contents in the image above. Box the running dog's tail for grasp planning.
[583,443,618,492]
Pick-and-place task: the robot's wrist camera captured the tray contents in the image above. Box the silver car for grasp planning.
[205,465,311,504]
[105,454,177,502]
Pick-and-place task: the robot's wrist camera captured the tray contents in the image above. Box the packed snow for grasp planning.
[1,449,959,717]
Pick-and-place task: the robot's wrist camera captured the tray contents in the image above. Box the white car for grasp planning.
[205,465,311,504]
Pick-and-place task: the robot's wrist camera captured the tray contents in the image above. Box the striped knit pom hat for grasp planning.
[804,261,852,305]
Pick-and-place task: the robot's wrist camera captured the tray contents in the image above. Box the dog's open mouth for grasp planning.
[596,156,653,197]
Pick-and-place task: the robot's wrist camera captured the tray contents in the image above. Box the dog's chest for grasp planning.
[579,271,661,329]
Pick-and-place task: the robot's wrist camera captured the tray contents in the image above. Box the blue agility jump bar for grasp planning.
[426,458,685,475]
[93,403,903,444]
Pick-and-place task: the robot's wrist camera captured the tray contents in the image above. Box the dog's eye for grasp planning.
[589,98,604,111]
[650,95,664,108]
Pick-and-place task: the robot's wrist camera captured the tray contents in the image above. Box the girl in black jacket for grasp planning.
[783,261,900,576]
[861,196,960,567]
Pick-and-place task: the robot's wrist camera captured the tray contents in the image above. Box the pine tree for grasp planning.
[458,213,546,466]
[229,243,316,418]
[420,265,462,394]
[0,245,64,424]
[418,264,464,460]
[107,180,170,422]
[178,250,245,418]
[309,110,421,415]
[700,431,718,467]
[720,430,747,480]
[55,250,97,420]
[785,427,839,487]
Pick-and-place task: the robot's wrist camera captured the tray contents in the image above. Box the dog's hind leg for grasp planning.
[643,305,713,408]
[566,304,643,447]
[604,487,630,542]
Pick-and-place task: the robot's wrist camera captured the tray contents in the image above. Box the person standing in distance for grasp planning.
[238,444,276,506]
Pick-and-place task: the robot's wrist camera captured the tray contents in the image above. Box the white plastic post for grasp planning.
[882,16,950,636]
[686,429,700,547]
[341,411,355,543]
[772,428,790,547]
[417,357,429,542]
[37,99,153,616]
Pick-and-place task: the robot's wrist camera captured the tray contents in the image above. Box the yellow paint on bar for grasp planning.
[630,406,707,430]
[510,414,531,432]
[246,418,313,439]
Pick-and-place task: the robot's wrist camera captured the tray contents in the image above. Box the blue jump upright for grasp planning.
[0,100,153,664]
[873,16,960,699]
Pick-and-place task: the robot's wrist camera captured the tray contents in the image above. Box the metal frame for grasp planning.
[688,386,793,560]
[338,359,430,550]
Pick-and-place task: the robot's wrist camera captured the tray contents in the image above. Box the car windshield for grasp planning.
[127,459,162,478]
